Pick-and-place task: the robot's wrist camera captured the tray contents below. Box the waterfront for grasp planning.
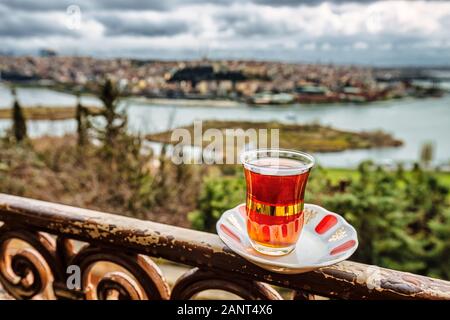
[0,83,449,168]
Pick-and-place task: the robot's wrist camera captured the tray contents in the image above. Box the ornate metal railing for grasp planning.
[0,193,449,300]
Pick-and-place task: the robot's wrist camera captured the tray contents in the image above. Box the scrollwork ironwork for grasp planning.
[2,193,450,300]
[70,246,170,300]
[171,267,282,300]
[0,226,171,300]
[0,227,63,299]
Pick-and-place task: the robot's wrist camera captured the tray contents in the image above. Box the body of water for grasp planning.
[0,83,449,168]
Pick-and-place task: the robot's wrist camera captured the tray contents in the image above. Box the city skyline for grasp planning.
[1,0,450,66]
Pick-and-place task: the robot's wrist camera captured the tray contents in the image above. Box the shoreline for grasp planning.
[6,82,448,109]
[128,97,244,108]
[0,106,101,120]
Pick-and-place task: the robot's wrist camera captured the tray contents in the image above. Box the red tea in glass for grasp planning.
[241,149,314,256]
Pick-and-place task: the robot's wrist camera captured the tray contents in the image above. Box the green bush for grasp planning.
[319,162,449,279]
[188,175,246,232]
[190,161,450,279]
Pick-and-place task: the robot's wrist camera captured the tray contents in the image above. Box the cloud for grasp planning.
[0,0,76,11]
[96,14,189,37]
[0,0,449,65]
[249,0,377,6]
[215,10,295,37]
[0,6,80,38]
[91,0,172,11]
[0,0,172,12]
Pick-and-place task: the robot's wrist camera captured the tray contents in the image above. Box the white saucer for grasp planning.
[216,203,358,274]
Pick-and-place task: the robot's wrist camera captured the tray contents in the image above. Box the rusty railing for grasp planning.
[0,193,449,300]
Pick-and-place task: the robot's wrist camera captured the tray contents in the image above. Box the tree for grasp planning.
[420,142,434,168]
[95,78,127,153]
[92,78,155,214]
[11,87,27,142]
[75,92,89,146]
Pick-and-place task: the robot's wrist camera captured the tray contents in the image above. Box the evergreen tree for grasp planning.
[11,87,27,142]
[75,92,89,146]
[92,78,155,214]
[420,142,434,168]
[95,78,127,153]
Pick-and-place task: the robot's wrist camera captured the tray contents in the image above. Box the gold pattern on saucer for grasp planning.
[303,208,317,225]
[328,227,347,242]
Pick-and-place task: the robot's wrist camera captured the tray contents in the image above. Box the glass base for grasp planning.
[249,239,296,256]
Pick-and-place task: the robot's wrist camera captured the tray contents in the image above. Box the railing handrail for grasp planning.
[0,193,449,300]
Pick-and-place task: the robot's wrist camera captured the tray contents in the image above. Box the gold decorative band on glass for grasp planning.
[246,196,304,216]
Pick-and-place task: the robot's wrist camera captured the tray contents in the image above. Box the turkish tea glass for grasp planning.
[241,149,315,256]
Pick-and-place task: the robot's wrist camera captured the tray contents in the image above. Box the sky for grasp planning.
[0,0,450,66]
